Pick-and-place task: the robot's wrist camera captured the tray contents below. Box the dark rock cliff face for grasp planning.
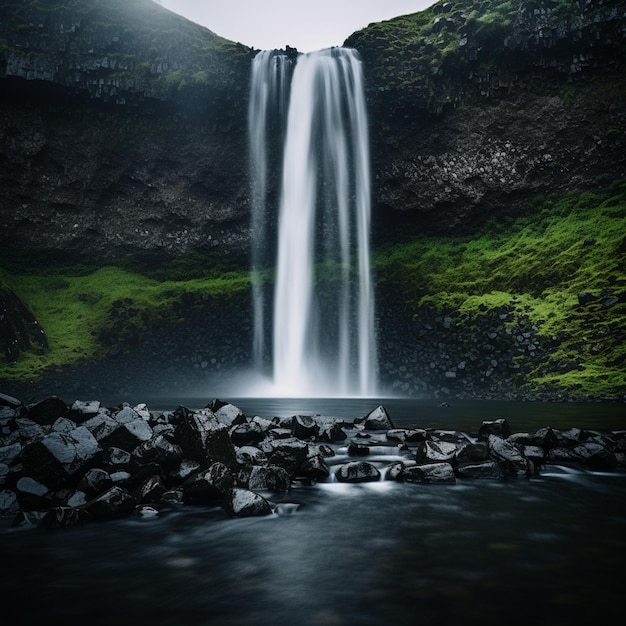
[346,0,626,241]
[0,0,253,261]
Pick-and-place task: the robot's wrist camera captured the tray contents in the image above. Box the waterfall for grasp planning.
[249,50,291,370]
[249,47,377,397]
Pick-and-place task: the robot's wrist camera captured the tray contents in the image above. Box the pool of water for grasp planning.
[1,398,624,625]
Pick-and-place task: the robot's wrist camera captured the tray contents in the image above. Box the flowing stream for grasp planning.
[249,48,377,397]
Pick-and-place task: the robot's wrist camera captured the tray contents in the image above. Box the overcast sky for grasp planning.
[154,1,436,52]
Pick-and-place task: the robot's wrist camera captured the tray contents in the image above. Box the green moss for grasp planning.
[374,185,626,396]
[0,263,250,381]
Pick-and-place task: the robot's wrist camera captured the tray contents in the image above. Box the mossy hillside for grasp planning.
[374,185,626,396]
[0,263,250,381]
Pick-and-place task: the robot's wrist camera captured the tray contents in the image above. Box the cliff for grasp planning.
[346,0,626,239]
[0,0,253,261]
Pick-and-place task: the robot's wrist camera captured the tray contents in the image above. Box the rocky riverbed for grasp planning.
[1,390,624,530]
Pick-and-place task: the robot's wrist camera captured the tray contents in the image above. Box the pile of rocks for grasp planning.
[1,391,624,530]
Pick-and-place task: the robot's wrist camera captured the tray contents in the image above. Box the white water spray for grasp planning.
[249,47,377,397]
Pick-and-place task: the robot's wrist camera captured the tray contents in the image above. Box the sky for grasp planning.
[154,1,436,52]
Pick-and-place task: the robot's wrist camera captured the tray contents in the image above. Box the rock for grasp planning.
[77,468,113,496]
[0,392,21,409]
[15,418,48,443]
[0,489,19,518]
[16,476,51,509]
[182,462,233,505]
[175,410,236,468]
[335,461,381,483]
[386,429,427,443]
[577,292,596,306]
[247,465,291,492]
[488,435,531,478]
[26,396,69,425]
[12,510,47,528]
[361,405,393,430]
[133,505,160,520]
[455,442,489,464]
[404,462,456,483]
[42,506,89,528]
[0,441,21,465]
[235,446,267,466]
[21,426,102,489]
[348,443,370,456]
[416,440,458,464]
[222,488,272,518]
[52,417,78,433]
[478,418,511,440]
[83,412,152,451]
[292,415,319,440]
[214,403,246,427]
[133,474,167,504]
[101,446,131,471]
[317,418,347,443]
[69,400,101,422]
[298,455,330,480]
[385,462,405,481]
[229,421,265,446]
[168,458,201,484]
[83,486,136,520]
[263,438,309,477]
[132,434,183,469]
[456,461,504,479]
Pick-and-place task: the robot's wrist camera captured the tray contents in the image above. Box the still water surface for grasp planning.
[1,398,624,625]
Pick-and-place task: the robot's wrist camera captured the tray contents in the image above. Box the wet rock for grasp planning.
[263,437,309,477]
[222,487,272,517]
[386,429,427,443]
[298,454,330,480]
[361,405,394,430]
[175,410,236,468]
[0,393,21,409]
[247,465,291,492]
[456,461,504,479]
[42,506,89,528]
[236,445,268,466]
[292,415,319,440]
[83,486,136,520]
[416,440,458,464]
[26,396,69,425]
[21,426,102,489]
[77,468,113,496]
[168,458,201,484]
[52,417,78,433]
[214,403,246,427]
[16,476,51,510]
[335,461,381,483]
[478,418,511,441]
[133,474,167,504]
[0,441,21,466]
[488,435,531,478]
[385,462,405,481]
[404,462,456,483]
[316,417,347,443]
[182,462,233,505]
[101,446,131,471]
[0,489,19,518]
[229,421,265,446]
[12,510,47,528]
[348,442,370,457]
[455,442,489,464]
[132,434,183,469]
[69,400,102,422]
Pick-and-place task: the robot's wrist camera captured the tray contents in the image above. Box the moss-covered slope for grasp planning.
[375,184,626,398]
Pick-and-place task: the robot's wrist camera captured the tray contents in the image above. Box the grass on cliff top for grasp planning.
[0,264,250,381]
[374,184,626,395]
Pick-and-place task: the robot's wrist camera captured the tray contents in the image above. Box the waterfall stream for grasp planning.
[249,47,377,397]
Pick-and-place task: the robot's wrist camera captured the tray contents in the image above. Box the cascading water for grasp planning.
[249,47,377,397]
[248,50,291,370]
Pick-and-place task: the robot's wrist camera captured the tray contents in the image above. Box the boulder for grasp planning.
[455,442,489,464]
[361,405,393,430]
[16,476,51,510]
[77,468,113,496]
[175,410,236,468]
[247,465,291,492]
[83,486,136,520]
[69,400,102,423]
[168,458,201,484]
[404,462,456,483]
[385,462,405,481]
[101,446,131,471]
[229,421,265,446]
[316,417,347,443]
[298,454,330,480]
[348,443,370,457]
[133,474,167,504]
[263,437,309,477]
[292,415,319,440]
[0,392,21,409]
[235,446,267,466]
[222,488,272,518]
[42,506,89,529]
[335,461,381,483]
[488,435,531,478]
[131,434,183,469]
[0,489,19,518]
[416,440,458,464]
[478,418,511,441]
[182,462,233,505]
[26,396,69,425]
[21,426,102,489]
[456,461,504,479]
[214,403,246,427]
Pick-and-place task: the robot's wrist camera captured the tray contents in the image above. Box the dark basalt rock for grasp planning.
[335,461,381,483]
[222,488,272,518]
[478,418,511,441]
[26,396,69,426]
[404,462,456,484]
[360,406,394,431]
[1,396,624,531]
[292,415,319,440]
